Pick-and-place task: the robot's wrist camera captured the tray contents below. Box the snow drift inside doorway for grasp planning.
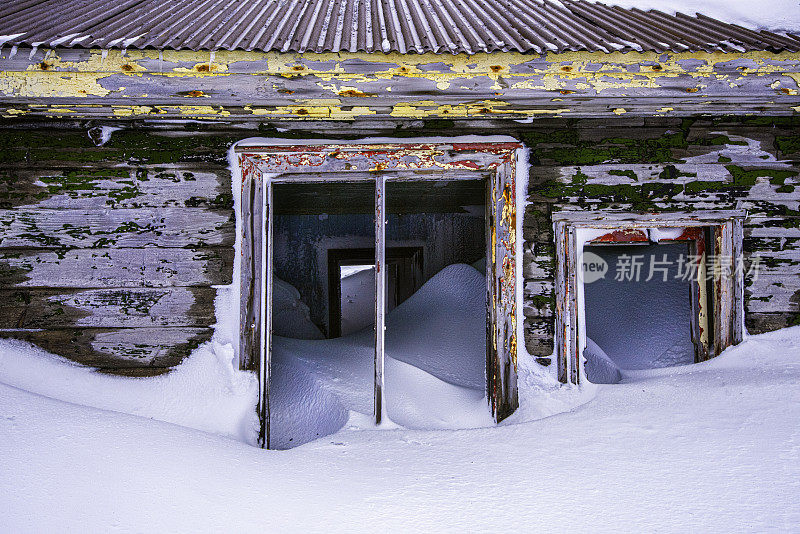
[270,263,492,449]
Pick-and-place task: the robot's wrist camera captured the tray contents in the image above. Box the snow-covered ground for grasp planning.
[2,318,800,531]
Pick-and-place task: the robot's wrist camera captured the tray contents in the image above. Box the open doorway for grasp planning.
[267,178,490,447]
[328,247,423,338]
[553,213,745,386]
[236,140,522,448]
[583,242,699,382]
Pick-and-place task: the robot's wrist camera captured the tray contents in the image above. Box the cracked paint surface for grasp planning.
[0,48,797,119]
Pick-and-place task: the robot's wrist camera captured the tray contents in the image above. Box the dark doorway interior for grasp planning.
[583,242,696,373]
[327,247,423,337]
[273,179,486,337]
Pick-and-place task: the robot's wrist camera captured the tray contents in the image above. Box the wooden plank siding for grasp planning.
[0,125,235,372]
[0,115,798,372]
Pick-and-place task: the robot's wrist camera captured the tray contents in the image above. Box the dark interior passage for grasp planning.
[273,179,486,337]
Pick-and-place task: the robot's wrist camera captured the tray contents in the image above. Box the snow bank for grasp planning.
[600,0,800,32]
[584,337,623,384]
[386,263,487,389]
[273,276,324,339]
[0,337,258,442]
[5,326,799,532]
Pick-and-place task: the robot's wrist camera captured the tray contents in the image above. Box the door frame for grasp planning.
[327,246,423,339]
[553,211,745,385]
[236,139,523,448]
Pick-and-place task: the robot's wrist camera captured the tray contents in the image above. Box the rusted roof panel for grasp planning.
[0,0,797,54]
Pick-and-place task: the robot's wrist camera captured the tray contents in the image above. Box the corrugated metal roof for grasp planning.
[0,0,797,54]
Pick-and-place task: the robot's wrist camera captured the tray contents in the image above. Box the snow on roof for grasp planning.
[0,0,797,55]
[601,0,800,34]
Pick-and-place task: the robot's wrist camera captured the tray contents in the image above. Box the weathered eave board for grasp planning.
[1,48,798,120]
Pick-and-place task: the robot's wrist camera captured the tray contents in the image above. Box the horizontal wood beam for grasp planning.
[0,326,212,368]
[0,247,233,288]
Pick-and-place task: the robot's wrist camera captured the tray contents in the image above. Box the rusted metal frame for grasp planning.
[269,170,489,183]
[374,173,387,425]
[234,142,522,155]
[235,143,519,175]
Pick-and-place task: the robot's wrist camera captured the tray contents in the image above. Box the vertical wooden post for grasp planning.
[732,217,745,345]
[486,162,520,421]
[553,220,569,383]
[567,225,580,385]
[485,177,494,415]
[258,178,274,449]
[374,174,387,425]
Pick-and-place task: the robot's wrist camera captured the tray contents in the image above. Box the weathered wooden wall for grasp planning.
[0,123,237,373]
[0,115,798,372]
[521,116,800,365]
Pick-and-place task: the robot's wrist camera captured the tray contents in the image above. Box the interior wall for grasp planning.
[274,212,485,334]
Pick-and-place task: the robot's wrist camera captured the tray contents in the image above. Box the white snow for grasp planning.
[600,0,800,32]
[2,325,800,531]
[270,263,494,448]
[272,276,325,339]
[0,338,258,442]
[338,265,377,336]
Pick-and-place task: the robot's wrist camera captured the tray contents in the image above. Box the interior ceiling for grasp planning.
[273,179,486,215]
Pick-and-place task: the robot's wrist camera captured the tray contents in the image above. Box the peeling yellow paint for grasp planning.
[5,48,796,78]
[390,99,569,118]
[178,105,230,117]
[243,103,376,119]
[317,82,376,97]
[613,108,627,115]
[112,105,154,117]
[0,71,112,98]
[1,47,798,119]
